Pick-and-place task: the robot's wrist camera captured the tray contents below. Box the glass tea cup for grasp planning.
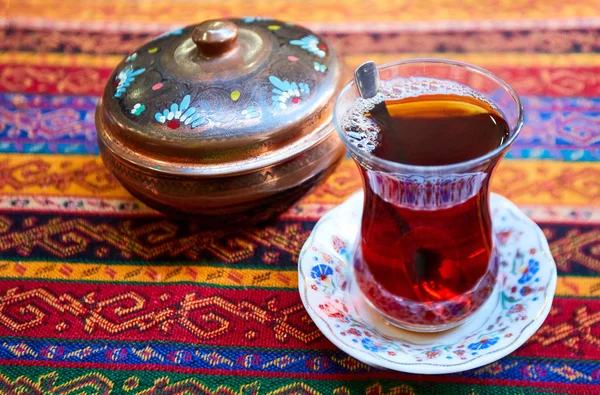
[333,59,524,332]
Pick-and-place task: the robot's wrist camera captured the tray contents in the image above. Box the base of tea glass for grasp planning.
[298,191,557,374]
[354,245,498,333]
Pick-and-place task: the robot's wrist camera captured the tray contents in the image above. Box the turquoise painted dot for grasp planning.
[535,278,540,282]
[472,352,477,356]
[533,297,538,301]
[446,356,452,359]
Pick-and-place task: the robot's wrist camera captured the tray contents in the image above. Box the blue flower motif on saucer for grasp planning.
[518,258,540,284]
[362,338,387,352]
[290,35,326,58]
[114,66,145,98]
[311,264,333,281]
[467,337,499,351]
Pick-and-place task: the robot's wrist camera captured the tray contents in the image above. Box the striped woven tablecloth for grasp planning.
[1,1,599,394]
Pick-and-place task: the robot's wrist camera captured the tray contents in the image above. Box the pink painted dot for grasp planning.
[291,97,300,104]
[287,56,298,62]
[152,83,163,91]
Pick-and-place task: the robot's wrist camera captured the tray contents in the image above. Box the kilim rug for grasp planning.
[1,1,600,394]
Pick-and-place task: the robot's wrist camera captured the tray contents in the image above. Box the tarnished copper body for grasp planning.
[96,18,344,223]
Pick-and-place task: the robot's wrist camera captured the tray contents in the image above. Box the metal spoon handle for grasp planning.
[354,61,380,99]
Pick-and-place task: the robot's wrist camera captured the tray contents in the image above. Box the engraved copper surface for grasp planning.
[97,18,340,170]
[95,18,343,221]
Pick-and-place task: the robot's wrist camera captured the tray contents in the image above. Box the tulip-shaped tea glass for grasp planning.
[333,59,524,332]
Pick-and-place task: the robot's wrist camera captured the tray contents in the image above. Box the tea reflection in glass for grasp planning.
[334,59,524,332]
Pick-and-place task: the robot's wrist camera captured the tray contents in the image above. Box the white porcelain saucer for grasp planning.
[298,191,557,374]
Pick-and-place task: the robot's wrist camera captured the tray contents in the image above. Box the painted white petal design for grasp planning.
[180,95,191,112]
[180,107,196,123]
[185,113,201,126]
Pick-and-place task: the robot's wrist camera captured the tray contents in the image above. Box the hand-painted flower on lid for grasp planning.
[96,18,340,175]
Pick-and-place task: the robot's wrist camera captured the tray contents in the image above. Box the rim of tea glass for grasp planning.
[333,58,525,173]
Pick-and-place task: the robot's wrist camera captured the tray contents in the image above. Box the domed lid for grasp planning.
[96,18,341,176]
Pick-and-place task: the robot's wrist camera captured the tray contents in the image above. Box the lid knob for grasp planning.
[192,20,239,57]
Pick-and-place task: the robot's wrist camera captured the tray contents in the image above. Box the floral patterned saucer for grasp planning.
[298,191,557,374]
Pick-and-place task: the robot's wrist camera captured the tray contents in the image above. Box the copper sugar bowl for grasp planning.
[96,18,344,224]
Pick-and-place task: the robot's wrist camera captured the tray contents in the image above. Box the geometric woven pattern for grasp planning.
[2,1,600,393]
